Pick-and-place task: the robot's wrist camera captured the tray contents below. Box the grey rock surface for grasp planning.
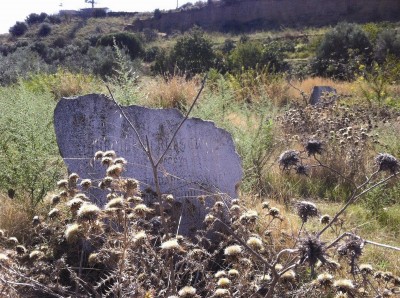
[309,86,337,106]
[54,94,242,235]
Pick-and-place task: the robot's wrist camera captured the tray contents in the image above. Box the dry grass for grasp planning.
[141,75,199,110]
[0,195,46,242]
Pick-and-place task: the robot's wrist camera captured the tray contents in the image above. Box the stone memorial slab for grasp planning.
[309,86,337,106]
[54,94,242,235]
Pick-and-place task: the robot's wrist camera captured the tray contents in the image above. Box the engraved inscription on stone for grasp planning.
[309,86,337,106]
[54,94,243,235]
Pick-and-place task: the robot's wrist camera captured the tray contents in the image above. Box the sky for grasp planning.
[0,0,204,34]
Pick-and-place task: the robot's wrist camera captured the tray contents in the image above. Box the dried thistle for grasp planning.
[305,139,323,156]
[295,201,319,222]
[178,286,197,297]
[94,151,104,160]
[77,203,101,222]
[80,179,92,189]
[106,164,124,178]
[246,237,263,250]
[48,208,60,219]
[224,245,242,256]
[217,277,231,287]
[296,164,309,176]
[298,234,328,274]
[375,153,399,173]
[320,214,331,225]
[316,272,334,287]
[333,279,355,294]
[278,150,300,170]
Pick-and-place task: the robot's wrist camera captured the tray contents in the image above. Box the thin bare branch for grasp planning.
[155,74,207,167]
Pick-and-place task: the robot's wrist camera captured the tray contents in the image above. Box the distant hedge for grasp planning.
[96,32,143,59]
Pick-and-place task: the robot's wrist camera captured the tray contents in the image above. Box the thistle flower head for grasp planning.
[103,150,116,158]
[224,245,242,256]
[246,237,263,250]
[133,204,153,216]
[16,245,27,255]
[217,277,231,287]
[278,150,300,170]
[204,214,216,225]
[213,288,230,297]
[239,210,258,224]
[164,194,174,203]
[320,214,331,225]
[228,269,239,277]
[51,195,60,206]
[101,157,113,167]
[359,264,373,275]
[296,164,309,176]
[127,196,143,204]
[281,270,296,282]
[305,139,323,156]
[68,173,79,183]
[77,203,101,222]
[268,207,280,218]
[94,151,104,159]
[106,164,124,178]
[80,179,92,189]
[7,237,19,246]
[48,208,60,219]
[32,216,40,226]
[296,201,319,222]
[161,238,182,252]
[337,236,364,259]
[67,198,84,211]
[65,223,82,243]
[105,197,124,210]
[57,179,68,189]
[261,201,270,209]
[333,279,355,293]
[133,231,147,243]
[298,234,328,268]
[114,157,127,165]
[316,272,334,287]
[375,153,399,173]
[178,286,197,297]
[213,201,224,210]
[29,250,44,261]
[215,271,226,278]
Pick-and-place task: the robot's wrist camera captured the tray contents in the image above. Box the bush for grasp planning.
[374,29,400,62]
[25,12,48,25]
[0,85,65,207]
[170,28,216,75]
[154,8,162,20]
[312,22,372,80]
[9,21,28,37]
[47,14,62,24]
[97,32,144,59]
[228,40,287,73]
[37,23,52,37]
[0,48,48,85]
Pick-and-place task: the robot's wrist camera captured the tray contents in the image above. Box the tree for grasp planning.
[85,0,95,8]
[312,22,372,80]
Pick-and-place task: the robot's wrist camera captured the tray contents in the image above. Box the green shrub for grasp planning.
[37,23,52,37]
[0,85,65,207]
[0,48,48,85]
[170,28,216,75]
[374,29,400,63]
[97,32,144,59]
[25,12,48,25]
[228,40,287,73]
[9,21,28,37]
[312,22,372,80]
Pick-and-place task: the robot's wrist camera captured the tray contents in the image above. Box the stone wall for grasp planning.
[130,0,400,33]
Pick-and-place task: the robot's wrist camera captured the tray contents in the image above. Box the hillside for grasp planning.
[0,3,400,298]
